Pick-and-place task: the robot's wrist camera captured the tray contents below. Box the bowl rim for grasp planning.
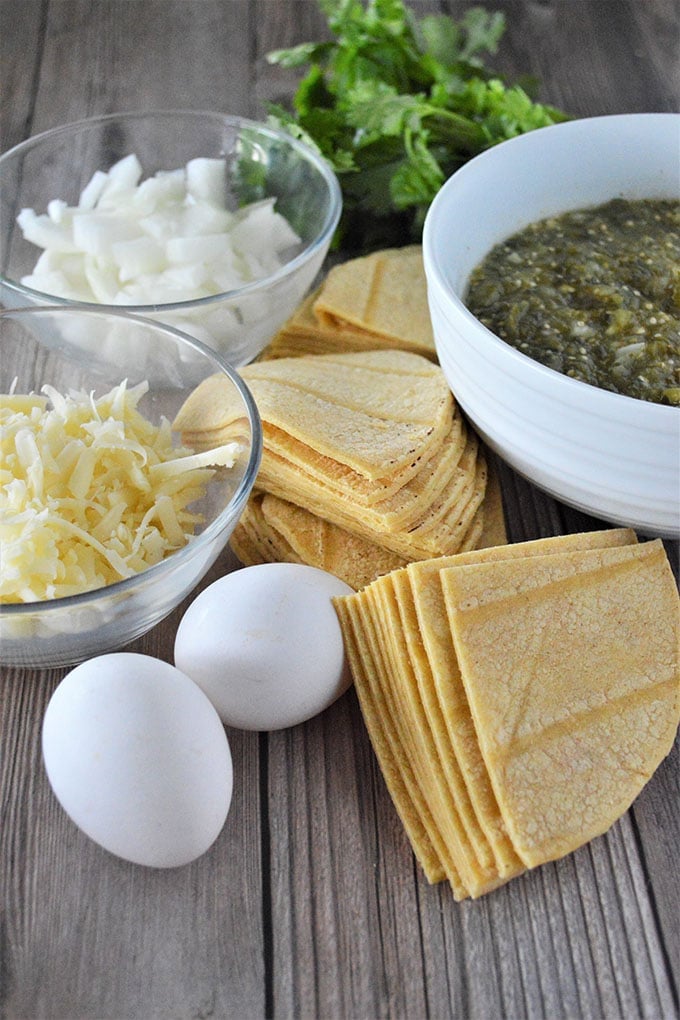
[0,302,263,617]
[0,108,343,312]
[422,112,680,420]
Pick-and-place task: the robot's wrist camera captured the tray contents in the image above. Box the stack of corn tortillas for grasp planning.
[174,349,506,589]
[232,492,410,592]
[263,246,436,360]
[332,528,680,899]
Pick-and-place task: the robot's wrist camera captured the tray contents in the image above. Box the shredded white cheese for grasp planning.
[0,381,240,603]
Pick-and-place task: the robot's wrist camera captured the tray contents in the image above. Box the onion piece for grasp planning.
[17,154,301,307]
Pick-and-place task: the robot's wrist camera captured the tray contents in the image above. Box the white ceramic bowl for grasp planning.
[423,113,680,537]
[0,110,342,367]
[0,305,262,668]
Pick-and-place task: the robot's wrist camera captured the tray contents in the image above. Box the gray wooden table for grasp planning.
[1,2,678,1018]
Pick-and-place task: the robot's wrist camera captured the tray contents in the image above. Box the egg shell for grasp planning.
[174,563,354,730]
[42,652,233,868]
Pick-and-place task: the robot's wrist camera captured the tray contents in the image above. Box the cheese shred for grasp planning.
[0,380,241,603]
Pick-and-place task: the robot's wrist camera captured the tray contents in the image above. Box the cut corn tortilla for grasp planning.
[407,528,638,874]
[333,601,437,871]
[262,279,439,361]
[176,346,496,572]
[356,590,467,895]
[334,599,455,890]
[456,506,486,556]
[229,499,285,567]
[177,351,453,481]
[231,484,503,592]
[241,378,445,480]
[174,347,489,561]
[268,320,435,359]
[260,493,407,589]
[440,538,679,868]
[446,540,676,746]
[313,246,435,352]
[266,287,376,349]
[390,568,505,877]
[260,415,463,508]
[244,351,448,425]
[369,574,504,897]
[254,448,484,560]
[333,527,653,896]
[260,418,471,530]
[229,514,290,568]
[335,594,463,893]
[405,446,486,541]
[230,491,406,590]
[231,492,301,566]
[477,455,507,549]
[172,373,249,437]
[251,423,484,559]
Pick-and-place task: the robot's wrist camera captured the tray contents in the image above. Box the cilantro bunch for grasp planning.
[266,0,568,251]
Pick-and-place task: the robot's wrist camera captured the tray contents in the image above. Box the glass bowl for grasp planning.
[0,305,262,668]
[0,110,342,366]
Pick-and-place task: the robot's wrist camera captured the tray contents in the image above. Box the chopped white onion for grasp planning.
[185,157,227,207]
[17,210,77,254]
[111,237,165,281]
[71,213,140,258]
[78,170,109,210]
[17,154,301,307]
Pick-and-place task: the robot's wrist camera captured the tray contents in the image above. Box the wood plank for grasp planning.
[1,2,678,1019]
[0,0,46,151]
[630,739,680,985]
[28,0,254,131]
[266,693,433,1018]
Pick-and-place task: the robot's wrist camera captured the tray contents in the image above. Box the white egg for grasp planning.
[174,563,354,730]
[42,652,233,868]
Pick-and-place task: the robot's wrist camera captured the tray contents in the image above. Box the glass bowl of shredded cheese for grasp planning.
[0,304,262,668]
[0,110,342,367]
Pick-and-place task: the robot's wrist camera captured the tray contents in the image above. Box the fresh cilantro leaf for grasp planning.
[266,0,569,251]
[342,82,426,139]
[390,130,445,209]
[266,42,331,70]
[458,8,506,61]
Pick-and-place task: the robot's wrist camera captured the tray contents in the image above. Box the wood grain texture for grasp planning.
[1,2,679,1018]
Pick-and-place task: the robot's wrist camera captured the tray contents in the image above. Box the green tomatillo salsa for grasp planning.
[465,198,680,406]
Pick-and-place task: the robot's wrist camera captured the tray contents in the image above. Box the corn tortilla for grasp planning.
[440,538,679,867]
[313,247,435,352]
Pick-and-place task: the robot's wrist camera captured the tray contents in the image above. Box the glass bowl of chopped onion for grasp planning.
[0,304,262,668]
[0,110,342,367]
